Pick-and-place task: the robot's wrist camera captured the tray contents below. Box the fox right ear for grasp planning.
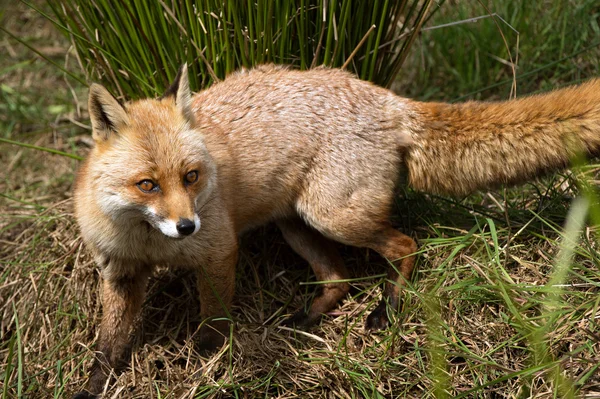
[88,84,129,142]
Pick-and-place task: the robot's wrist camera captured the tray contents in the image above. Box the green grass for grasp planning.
[400,0,600,100]
[1,1,600,398]
[43,0,437,97]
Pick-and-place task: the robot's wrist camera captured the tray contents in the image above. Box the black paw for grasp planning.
[365,301,391,331]
[72,391,98,399]
[281,310,320,329]
[198,323,227,356]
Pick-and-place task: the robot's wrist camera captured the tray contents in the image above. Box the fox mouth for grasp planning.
[167,234,188,240]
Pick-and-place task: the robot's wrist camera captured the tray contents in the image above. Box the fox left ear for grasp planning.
[162,63,194,122]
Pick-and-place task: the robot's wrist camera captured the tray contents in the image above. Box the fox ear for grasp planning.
[162,63,194,122]
[88,84,129,142]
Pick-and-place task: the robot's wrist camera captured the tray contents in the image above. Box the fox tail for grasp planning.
[405,79,600,196]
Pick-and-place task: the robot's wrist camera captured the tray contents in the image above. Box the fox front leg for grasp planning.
[74,261,150,399]
[196,247,238,354]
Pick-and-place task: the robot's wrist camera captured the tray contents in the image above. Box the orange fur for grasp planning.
[407,79,600,195]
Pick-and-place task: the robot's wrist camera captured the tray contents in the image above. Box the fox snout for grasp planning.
[148,208,201,239]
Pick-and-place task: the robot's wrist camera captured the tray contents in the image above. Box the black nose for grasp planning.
[176,218,195,236]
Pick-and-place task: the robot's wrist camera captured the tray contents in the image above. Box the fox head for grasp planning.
[86,64,216,239]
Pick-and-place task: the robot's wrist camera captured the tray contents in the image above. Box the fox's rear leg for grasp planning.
[277,219,350,328]
[320,221,417,331]
[298,191,417,331]
[363,227,417,330]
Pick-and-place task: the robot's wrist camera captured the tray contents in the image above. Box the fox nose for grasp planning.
[176,218,196,236]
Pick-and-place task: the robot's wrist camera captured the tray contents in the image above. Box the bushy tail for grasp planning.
[405,79,600,196]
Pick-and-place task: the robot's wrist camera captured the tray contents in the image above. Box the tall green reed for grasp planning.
[42,0,439,97]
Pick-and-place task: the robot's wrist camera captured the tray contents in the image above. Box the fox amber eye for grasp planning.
[137,179,157,193]
[184,170,198,184]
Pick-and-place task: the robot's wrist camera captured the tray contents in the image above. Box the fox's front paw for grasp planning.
[281,310,310,329]
[198,321,228,355]
[281,309,322,329]
[365,301,391,331]
[72,390,98,399]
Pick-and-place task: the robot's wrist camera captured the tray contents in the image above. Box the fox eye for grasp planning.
[137,179,158,193]
[184,170,198,184]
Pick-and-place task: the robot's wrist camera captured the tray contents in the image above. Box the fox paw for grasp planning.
[198,323,227,356]
[72,391,98,399]
[281,310,320,329]
[365,301,391,331]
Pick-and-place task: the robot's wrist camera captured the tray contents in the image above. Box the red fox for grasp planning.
[73,64,600,398]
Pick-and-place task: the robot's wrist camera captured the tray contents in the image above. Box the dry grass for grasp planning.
[2,2,600,398]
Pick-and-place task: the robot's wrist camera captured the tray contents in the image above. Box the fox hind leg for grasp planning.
[363,226,417,330]
[298,187,417,331]
[277,218,350,328]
